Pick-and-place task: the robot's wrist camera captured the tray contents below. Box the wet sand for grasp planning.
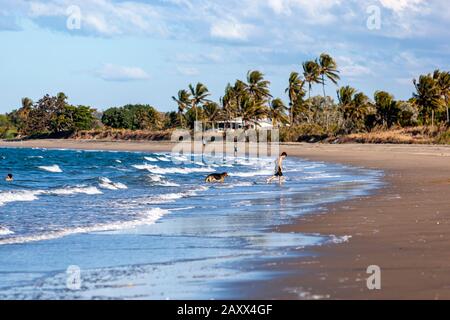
[1,139,450,299]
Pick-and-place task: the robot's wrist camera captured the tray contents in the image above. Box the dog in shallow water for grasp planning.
[205,172,228,183]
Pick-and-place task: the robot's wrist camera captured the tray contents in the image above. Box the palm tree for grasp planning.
[414,75,443,127]
[337,86,357,122]
[374,91,398,128]
[285,72,305,125]
[21,97,33,112]
[352,92,371,126]
[220,84,238,130]
[238,94,268,126]
[302,60,322,99]
[319,53,340,98]
[338,87,370,132]
[56,92,68,103]
[269,98,289,127]
[243,70,272,103]
[172,89,191,128]
[18,97,34,133]
[203,102,221,123]
[337,86,356,107]
[188,83,211,125]
[434,70,450,124]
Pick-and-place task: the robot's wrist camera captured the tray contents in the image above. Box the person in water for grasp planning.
[266,152,287,184]
[5,174,13,182]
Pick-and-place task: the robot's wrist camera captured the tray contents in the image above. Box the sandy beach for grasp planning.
[1,139,450,299]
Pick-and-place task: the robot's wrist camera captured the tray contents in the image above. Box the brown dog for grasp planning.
[205,172,229,183]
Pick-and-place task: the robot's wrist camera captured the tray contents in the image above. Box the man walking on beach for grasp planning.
[267,152,287,185]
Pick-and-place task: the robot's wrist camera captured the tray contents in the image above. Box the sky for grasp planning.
[0,0,449,113]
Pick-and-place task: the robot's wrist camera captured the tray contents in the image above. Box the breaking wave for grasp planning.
[0,186,103,207]
[133,164,215,175]
[0,208,169,245]
[38,165,63,173]
[0,226,14,236]
[98,177,128,190]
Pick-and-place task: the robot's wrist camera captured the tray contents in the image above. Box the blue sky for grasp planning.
[0,0,449,113]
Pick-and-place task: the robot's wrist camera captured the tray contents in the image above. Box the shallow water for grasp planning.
[0,147,383,299]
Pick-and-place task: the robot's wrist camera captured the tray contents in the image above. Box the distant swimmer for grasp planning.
[266,152,287,185]
[205,172,228,183]
[5,174,13,182]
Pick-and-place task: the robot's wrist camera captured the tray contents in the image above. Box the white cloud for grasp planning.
[173,51,224,64]
[210,19,254,41]
[177,66,200,76]
[96,64,150,81]
[27,0,168,36]
[338,56,374,78]
[4,0,448,42]
[379,0,424,13]
[265,0,342,23]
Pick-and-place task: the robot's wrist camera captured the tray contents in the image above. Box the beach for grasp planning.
[1,139,450,299]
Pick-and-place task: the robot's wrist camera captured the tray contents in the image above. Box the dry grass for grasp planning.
[66,126,450,145]
[71,129,174,141]
[338,126,449,144]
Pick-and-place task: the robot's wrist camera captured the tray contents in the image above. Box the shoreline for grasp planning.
[1,139,450,299]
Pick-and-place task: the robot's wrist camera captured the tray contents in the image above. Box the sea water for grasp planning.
[0,147,383,299]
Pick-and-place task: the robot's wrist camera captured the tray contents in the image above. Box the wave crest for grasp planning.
[38,165,63,173]
[0,208,169,245]
[98,177,128,190]
[0,226,14,236]
[133,164,215,175]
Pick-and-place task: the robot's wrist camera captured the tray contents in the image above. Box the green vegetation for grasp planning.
[0,114,17,139]
[102,104,161,130]
[3,93,98,138]
[1,53,449,144]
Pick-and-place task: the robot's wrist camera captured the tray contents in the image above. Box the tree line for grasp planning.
[1,53,449,140]
[171,55,450,134]
[2,93,97,138]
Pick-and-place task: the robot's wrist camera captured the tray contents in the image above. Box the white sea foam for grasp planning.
[115,160,122,163]
[27,156,44,159]
[98,177,128,190]
[0,208,169,245]
[155,181,181,187]
[148,174,163,182]
[144,157,158,162]
[147,193,185,203]
[0,190,40,206]
[170,206,195,211]
[303,174,342,180]
[133,164,215,175]
[171,155,188,162]
[156,157,171,162]
[215,182,254,189]
[329,235,352,244]
[38,165,63,173]
[304,165,325,169]
[48,186,103,196]
[142,186,209,204]
[235,158,272,167]
[0,226,14,236]
[229,169,272,177]
[0,186,102,207]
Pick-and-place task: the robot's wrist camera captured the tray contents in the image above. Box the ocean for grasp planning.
[0,147,383,299]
